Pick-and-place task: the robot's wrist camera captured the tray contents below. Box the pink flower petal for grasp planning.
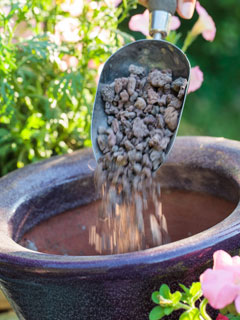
[235,295,240,313]
[200,269,238,309]
[213,250,234,270]
[115,0,122,6]
[170,16,181,31]
[188,66,204,93]
[195,1,216,41]
[129,9,149,36]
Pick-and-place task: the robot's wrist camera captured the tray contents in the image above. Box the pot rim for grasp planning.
[0,136,239,272]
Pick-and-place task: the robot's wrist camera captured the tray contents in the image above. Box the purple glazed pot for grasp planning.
[0,136,240,320]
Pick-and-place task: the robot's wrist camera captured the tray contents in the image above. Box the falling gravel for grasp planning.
[90,64,187,254]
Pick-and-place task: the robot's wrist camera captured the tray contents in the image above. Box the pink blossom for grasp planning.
[129,10,180,37]
[200,250,240,312]
[115,0,122,6]
[171,16,181,31]
[188,66,203,93]
[60,0,83,17]
[191,1,216,41]
[59,55,78,72]
[55,18,80,43]
[88,59,97,69]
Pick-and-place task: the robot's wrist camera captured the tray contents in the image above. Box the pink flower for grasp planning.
[59,55,78,72]
[188,66,204,93]
[200,250,240,312]
[216,315,229,320]
[115,0,122,6]
[129,10,180,37]
[171,16,181,31]
[60,0,83,17]
[55,18,80,43]
[191,1,216,41]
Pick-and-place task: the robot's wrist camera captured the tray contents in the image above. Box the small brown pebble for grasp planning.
[116,131,123,144]
[97,134,108,152]
[164,128,174,137]
[133,163,142,174]
[144,115,156,125]
[147,88,159,105]
[158,94,167,106]
[151,105,160,116]
[133,118,148,139]
[136,143,144,152]
[142,153,152,169]
[101,84,115,102]
[125,112,136,119]
[127,76,137,96]
[128,149,137,163]
[142,166,151,178]
[107,116,114,125]
[135,97,146,110]
[120,90,129,102]
[178,86,186,100]
[116,154,128,166]
[150,150,165,170]
[107,131,116,148]
[148,69,172,88]
[171,77,187,92]
[129,92,138,103]
[149,134,163,150]
[167,94,182,109]
[111,119,119,133]
[164,83,171,94]
[164,107,179,131]
[114,78,123,94]
[144,104,153,113]
[129,64,145,76]
[156,114,165,129]
[124,140,134,151]
[126,105,135,112]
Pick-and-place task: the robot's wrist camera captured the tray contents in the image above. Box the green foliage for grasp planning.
[149,283,211,320]
[0,0,137,176]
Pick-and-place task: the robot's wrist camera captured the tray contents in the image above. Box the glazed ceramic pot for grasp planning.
[0,136,239,320]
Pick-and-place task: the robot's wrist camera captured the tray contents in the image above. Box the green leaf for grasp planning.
[160,284,171,299]
[225,314,240,320]
[189,282,202,304]
[171,291,182,305]
[149,306,165,320]
[164,307,174,316]
[189,283,201,296]
[152,291,160,304]
[179,284,189,294]
[179,308,200,320]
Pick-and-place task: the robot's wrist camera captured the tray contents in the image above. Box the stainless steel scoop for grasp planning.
[91,0,190,168]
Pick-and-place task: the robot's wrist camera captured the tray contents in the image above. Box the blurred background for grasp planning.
[0,0,239,178]
[121,0,240,139]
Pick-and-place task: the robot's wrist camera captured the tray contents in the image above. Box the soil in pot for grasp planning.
[19,188,236,256]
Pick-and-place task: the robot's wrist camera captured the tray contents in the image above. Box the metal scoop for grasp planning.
[91,0,190,169]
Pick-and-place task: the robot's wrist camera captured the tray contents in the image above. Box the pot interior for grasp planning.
[15,163,238,256]
[19,189,236,256]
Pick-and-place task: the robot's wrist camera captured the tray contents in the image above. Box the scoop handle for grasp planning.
[148,0,177,14]
[148,0,177,39]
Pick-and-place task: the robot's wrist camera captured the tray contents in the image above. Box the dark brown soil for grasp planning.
[19,189,236,256]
